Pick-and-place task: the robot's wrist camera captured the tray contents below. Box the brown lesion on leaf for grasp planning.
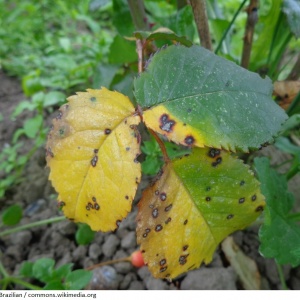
[255,205,264,212]
[159,114,176,133]
[179,254,189,265]
[91,155,98,167]
[46,147,54,158]
[184,135,195,146]
[104,128,111,135]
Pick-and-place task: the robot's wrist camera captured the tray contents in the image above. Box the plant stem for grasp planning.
[276,262,288,290]
[190,0,212,51]
[287,54,300,80]
[148,129,170,164]
[241,0,259,69]
[215,0,247,54]
[1,277,42,290]
[286,91,300,116]
[0,216,65,237]
[86,257,131,271]
[127,0,149,31]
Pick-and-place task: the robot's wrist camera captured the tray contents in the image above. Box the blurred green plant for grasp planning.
[0,257,91,290]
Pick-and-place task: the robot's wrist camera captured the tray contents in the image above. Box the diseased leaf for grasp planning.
[255,157,300,267]
[134,45,287,152]
[46,88,141,232]
[136,147,265,279]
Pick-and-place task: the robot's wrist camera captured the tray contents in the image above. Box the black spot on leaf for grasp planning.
[160,192,167,201]
[239,198,245,204]
[104,128,111,135]
[184,135,195,145]
[159,114,176,133]
[155,224,163,232]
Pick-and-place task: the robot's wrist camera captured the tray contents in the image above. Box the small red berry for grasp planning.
[131,250,145,267]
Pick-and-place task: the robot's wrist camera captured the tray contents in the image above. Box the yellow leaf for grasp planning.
[136,148,264,279]
[46,88,141,231]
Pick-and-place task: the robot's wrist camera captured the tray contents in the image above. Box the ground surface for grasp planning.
[1,71,300,290]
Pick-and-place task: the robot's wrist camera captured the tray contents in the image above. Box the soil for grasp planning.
[1,70,300,290]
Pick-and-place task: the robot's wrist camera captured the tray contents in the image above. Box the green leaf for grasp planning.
[44,91,66,107]
[137,147,265,279]
[65,270,92,290]
[43,280,65,290]
[275,136,300,155]
[92,64,119,89]
[112,0,135,36]
[52,263,73,280]
[142,155,162,175]
[135,29,193,47]
[75,223,95,245]
[23,115,43,138]
[32,258,55,283]
[283,0,300,38]
[134,45,287,151]
[108,35,137,65]
[19,261,34,278]
[255,157,300,267]
[2,204,23,226]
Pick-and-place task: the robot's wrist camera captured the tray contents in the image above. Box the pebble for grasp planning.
[89,243,102,260]
[89,266,119,290]
[129,281,145,290]
[121,231,136,249]
[181,267,237,290]
[119,273,137,289]
[72,245,87,262]
[115,262,132,274]
[145,277,169,290]
[56,221,77,235]
[5,246,24,262]
[94,232,104,245]
[56,252,72,268]
[10,231,32,247]
[102,235,120,257]
[137,266,151,280]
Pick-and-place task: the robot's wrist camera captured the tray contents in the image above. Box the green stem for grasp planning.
[215,0,247,54]
[276,262,288,290]
[286,164,300,181]
[0,216,65,237]
[127,0,149,31]
[0,277,42,290]
[0,258,9,278]
[286,91,300,116]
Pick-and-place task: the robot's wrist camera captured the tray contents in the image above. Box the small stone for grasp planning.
[56,252,72,268]
[5,246,24,262]
[115,262,132,274]
[121,231,136,249]
[89,266,119,290]
[10,231,32,247]
[120,210,137,231]
[83,257,94,269]
[120,273,137,289]
[102,235,120,257]
[57,221,77,235]
[145,277,169,290]
[137,266,151,280]
[207,252,223,268]
[116,228,129,240]
[181,267,237,290]
[129,281,145,290]
[89,243,102,260]
[72,245,87,262]
[49,231,65,248]
[94,232,104,245]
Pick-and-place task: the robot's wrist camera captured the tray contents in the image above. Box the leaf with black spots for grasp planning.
[134,45,287,151]
[136,147,264,279]
[46,88,141,231]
